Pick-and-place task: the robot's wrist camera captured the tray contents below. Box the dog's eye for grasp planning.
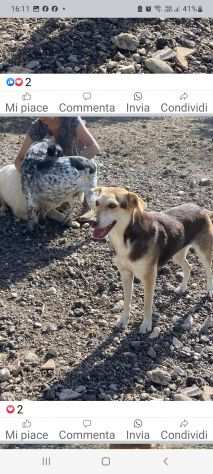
[108,203,117,209]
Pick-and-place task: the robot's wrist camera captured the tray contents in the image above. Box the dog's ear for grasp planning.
[120,192,144,211]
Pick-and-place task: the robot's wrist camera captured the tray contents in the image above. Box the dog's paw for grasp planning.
[27,222,36,232]
[0,205,7,216]
[139,319,152,335]
[116,314,128,330]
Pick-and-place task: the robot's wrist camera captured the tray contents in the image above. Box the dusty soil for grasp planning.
[0,18,213,73]
[0,117,213,402]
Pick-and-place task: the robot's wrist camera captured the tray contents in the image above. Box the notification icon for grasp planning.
[15,78,23,87]
[6,405,15,414]
[6,77,15,87]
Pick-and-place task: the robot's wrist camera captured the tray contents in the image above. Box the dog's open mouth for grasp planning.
[93,221,116,240]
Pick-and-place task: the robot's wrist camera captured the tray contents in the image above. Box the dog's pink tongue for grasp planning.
[93,226,108,240]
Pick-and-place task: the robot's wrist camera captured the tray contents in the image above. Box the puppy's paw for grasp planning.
[116,314,128,330]
[139,319,152,335]
[27,221,36,232]
[0,205,7,216]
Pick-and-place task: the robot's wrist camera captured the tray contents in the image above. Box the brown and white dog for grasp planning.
[82,186,213,334]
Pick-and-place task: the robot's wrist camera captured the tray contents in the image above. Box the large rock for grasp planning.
[113,33,139,52]
[145,58,174,73]
[147,368,172,386]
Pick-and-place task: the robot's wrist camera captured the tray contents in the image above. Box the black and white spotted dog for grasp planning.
[20,139,97,230]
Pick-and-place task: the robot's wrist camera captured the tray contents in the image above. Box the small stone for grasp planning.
[26,60,40,69]
[147,347,157,359]
[34,322,42,329]
[118,64,135,73]
[0,368,10,382]
[201,385,213,401]
[0,391,15,401]
[23,351,39,364]
[58,389,81,401]
[71,221,81,229]
[43,323,57,333]
[199,178,211,186]
[172,337,183,349]
[47,286,57,296]
[200,316,213,334]
[145,58,174,73]
[175,46,195,70]
[109,384,118,391]
[41,359,56,370]
[45,349,57,359]
[180,39,196,49]
[149,327,161,339]
[179,385,202,398]
[130,341,141,351]
[182,315,193,330]
[173,366,185,377]
[147,368,172,386]
[153,47,176,61]
[74,308,84,317]
[75,385,86,393]
[173,394,192,401]
[68,54,78,63]
[138,48,146,55]
[132,53,141,63]
[112,300,123,313]
[10,292,18,299]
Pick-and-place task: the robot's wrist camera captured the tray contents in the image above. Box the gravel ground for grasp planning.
[0,18,213,73]
[0,117,213,402]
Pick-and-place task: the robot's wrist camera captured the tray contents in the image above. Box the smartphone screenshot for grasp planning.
[0,1,213,472]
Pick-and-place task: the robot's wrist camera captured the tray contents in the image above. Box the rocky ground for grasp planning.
[0,18,213,73]
[0,117,213,402]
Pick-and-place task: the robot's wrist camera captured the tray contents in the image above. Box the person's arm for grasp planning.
[15,134,33,171]
[75,118,100,159]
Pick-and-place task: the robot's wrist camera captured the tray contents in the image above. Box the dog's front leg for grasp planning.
[0,200,8,216]
[140,265,157,334]
[116,269,134,330]
[25,193,39,231]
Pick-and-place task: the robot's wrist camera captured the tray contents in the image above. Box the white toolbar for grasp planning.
[0,402,212,444]
[0,74,213,116]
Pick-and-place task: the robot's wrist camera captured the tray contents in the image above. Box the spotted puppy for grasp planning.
[82,186,213,334]
[21,139,97,230]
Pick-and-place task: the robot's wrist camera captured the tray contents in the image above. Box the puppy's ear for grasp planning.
[127,192,139,208]
[121,192,144,211]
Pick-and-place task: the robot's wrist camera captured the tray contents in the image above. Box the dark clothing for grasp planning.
[28,117,81,155]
